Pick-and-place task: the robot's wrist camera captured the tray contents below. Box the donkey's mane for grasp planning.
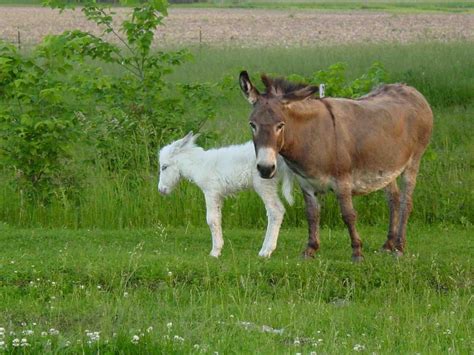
[261,75,310,96]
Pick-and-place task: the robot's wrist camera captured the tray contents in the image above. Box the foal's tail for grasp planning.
[278,157,294,206]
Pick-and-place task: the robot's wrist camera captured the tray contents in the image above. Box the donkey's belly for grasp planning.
[351,168,404,195]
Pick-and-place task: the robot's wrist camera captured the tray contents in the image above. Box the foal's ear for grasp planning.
[239,71,260,105]
[180,131,194,147]
[282,85,319,103]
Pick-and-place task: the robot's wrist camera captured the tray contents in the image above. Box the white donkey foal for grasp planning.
[158,132,294,258]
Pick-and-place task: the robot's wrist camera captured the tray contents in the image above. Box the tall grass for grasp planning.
[0,41,473,229]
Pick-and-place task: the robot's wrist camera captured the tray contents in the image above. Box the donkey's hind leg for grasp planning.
[255,178,285,258]
[395,158,421,256]
[382,180,401,252]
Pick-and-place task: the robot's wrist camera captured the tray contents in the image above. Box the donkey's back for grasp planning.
[327,84,433,195]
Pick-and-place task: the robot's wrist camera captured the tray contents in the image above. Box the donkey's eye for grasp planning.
[249,122,257,131]
[276,122,285,131]
[161,165,168,171]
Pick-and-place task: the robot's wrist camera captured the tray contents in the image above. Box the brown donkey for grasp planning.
[239,71,433,261]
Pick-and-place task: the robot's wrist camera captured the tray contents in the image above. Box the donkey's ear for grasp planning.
[239,71,259,105]
[282,85,319,102]
[261,74,277,96]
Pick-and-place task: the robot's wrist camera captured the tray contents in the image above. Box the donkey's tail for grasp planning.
[278,157,294,206]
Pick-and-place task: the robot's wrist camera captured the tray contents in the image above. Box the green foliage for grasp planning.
[0,42,84,200]
[304,61,389,98]
[0,0,218,199]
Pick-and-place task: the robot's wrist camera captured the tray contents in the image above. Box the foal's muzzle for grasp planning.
[257,164,276,179]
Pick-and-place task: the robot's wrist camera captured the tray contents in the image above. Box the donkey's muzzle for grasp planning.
[257,163,276,179]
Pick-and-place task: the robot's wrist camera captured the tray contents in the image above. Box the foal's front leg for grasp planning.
[204,193,224,257]
[255,179,285,258]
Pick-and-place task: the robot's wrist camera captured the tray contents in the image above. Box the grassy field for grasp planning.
[0,223,472,353]
[0,4,473,351]
[174,0,474,13]
[0,0,473,13]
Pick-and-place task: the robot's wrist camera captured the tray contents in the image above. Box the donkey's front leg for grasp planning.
[301,186,321,258]
[255,181,285,258]
[204,193,224,257]
[336,182,363,262]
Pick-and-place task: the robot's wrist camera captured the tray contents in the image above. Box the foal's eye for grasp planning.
[161,165,168,171]
[276,122,285,131]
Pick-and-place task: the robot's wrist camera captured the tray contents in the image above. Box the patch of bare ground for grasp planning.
[0,7,473,47]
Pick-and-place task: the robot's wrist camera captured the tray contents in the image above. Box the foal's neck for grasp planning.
[176,147,207,183]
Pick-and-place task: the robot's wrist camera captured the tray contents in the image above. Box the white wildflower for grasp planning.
[167,322,173,329]
[41,331,48,337]
[174,335,184,342]
[146,326,153,333]
[86,331,100,343]
[123,292,129,298]
[49,328,59,335]
[131,335,140,344]
[293,338,300,345]
[353,343,365,351]
[12,338,20,347]
[22,330,34,336]
[20,338,30,347]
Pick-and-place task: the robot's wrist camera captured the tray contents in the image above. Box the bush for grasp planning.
[0,0,218,200]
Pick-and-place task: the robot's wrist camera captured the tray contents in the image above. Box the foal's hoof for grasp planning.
[352,255,364,263]
[258,249,273,258]
[209,250,221,258]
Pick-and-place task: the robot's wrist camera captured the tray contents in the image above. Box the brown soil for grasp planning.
[0,7,472,47]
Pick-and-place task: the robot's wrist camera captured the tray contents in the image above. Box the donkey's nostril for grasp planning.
[257,164,276,179]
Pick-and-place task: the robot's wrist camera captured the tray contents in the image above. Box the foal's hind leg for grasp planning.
[395,158,421,256]
[255,178,285,258]
[300,184,321,258]
[382,180,401,252]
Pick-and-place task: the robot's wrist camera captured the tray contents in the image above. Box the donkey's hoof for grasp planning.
[380,244,394,253]
[352,255,364,263]
[392,250,404,258]
[302,249,316,259]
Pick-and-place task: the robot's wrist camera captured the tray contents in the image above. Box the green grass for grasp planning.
[0,223,472,353]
